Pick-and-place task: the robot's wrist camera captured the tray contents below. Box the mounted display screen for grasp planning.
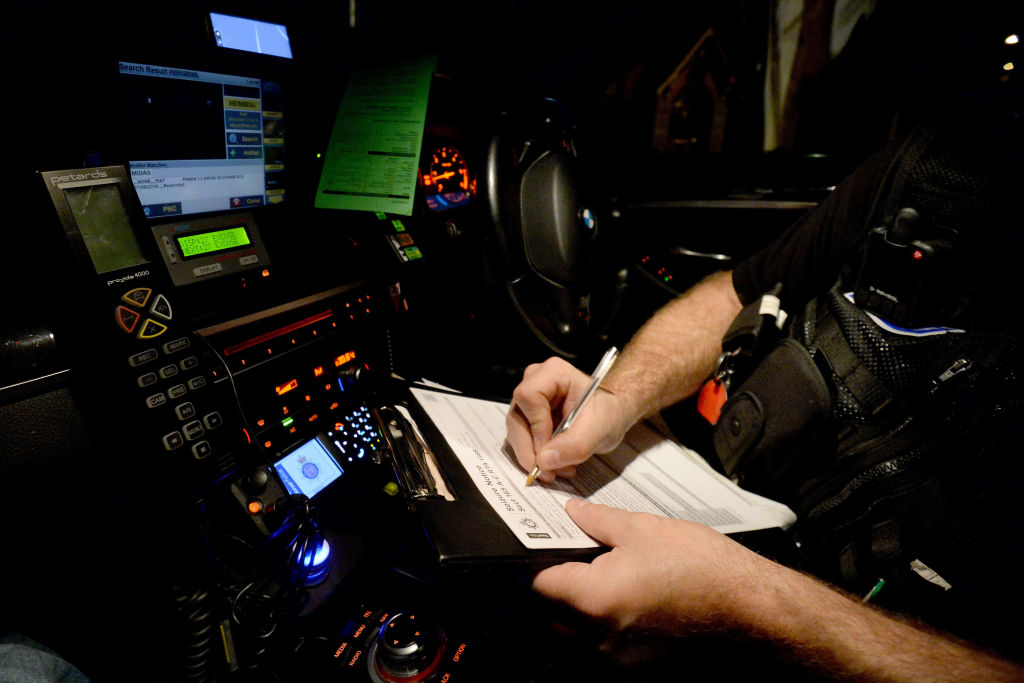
[118,61,286,219]
[176,226,252,259]
[274,437,343,499]
[63,182,148,274]
[41,166,151,280]
[210,12,293,59]
[150,212,270,288]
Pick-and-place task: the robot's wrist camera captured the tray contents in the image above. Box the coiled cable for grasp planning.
[169,583,215,682]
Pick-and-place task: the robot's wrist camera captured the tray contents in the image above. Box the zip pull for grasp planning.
[929,358,972,394]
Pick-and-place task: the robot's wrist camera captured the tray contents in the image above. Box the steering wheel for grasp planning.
[484,98,626,359]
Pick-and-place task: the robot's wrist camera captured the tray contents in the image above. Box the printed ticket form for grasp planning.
[409,388,796,550]
[315,55,435,216]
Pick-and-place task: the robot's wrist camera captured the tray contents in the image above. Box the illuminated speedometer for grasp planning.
[425,146,469,194]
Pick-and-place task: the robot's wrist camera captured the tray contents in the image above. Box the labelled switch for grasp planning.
[371,612,446,682]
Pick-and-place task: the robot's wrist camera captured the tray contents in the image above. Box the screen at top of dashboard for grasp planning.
[209,12,293,59]
[118,61,286,219]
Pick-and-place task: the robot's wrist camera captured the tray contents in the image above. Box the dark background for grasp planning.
[5,1,1021,182]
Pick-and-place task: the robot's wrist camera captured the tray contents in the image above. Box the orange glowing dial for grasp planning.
[425,146,470,194]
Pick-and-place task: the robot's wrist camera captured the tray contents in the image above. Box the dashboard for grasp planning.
[0,6,831,682]
[0,14,632,683]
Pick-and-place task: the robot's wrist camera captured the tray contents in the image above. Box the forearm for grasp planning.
[738,563,1023,681]
[603,269,741,423]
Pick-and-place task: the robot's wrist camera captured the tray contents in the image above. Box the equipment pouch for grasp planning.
[712,338,831,493]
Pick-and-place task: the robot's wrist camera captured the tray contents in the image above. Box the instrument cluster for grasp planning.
[419,144,476,212]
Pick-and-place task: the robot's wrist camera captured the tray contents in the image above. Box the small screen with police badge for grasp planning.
[274,437,344,500]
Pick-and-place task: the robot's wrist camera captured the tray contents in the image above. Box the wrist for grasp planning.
[594,386,642,441]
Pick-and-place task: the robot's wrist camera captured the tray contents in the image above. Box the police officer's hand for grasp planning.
[532,499,772,632]
[533,500,1024,683]
[505,357,634,483]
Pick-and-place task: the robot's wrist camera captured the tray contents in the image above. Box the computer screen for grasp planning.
[210,12,293,59]
[118,61,286,219]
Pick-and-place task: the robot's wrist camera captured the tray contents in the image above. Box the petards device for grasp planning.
[40,165,151,284]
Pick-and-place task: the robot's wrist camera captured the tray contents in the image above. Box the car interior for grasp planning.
[1,1,1018,681]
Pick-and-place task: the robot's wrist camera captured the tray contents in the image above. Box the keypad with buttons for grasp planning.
[116,287,174,342]
[115,284,240,487]
[141,342,221,452]
[324,404,382,465]
[133,334,226,460]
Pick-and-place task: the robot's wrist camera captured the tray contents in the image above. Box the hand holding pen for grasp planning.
[524,347,619,486]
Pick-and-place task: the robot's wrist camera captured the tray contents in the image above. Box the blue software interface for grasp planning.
[119,61,286,218]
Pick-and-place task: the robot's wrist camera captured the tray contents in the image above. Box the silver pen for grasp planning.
[525,346,620,486]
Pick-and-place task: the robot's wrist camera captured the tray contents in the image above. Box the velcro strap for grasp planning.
[815,314,893,415]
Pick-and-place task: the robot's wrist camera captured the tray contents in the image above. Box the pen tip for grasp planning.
[525,466,540,486]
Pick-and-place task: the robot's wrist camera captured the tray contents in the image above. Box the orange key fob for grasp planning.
[696,378,727,425]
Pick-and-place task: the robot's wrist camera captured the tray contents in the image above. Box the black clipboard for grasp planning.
[374,381,605,571]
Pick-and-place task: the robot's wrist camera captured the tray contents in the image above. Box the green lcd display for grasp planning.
[176,226,251,259]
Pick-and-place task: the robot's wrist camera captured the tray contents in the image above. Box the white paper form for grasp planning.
[409,388,796,550]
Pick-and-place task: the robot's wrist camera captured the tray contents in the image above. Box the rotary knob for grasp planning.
[338,362,374,393]
[369,612,446,682]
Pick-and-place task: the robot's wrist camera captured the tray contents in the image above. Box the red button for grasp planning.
[116,305,140,334]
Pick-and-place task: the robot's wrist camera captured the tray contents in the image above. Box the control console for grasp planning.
[41,165,251,493]
[319,607,478,682]
[36,163,593,683]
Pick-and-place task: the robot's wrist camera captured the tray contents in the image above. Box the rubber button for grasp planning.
[116,306,140,334]
[149,293,173,320]
[122,287,151,308]
[137,319,168,339]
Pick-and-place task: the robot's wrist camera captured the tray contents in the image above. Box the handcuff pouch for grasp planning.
[712,338,832,492]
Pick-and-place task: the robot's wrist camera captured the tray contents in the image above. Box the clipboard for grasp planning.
[373,381,604,571]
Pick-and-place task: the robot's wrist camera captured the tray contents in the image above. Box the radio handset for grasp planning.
[853,207,959,329]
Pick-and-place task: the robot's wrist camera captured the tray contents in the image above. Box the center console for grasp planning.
[35,154,600,682]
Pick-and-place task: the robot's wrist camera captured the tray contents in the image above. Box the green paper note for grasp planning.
[315,55,435,216]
